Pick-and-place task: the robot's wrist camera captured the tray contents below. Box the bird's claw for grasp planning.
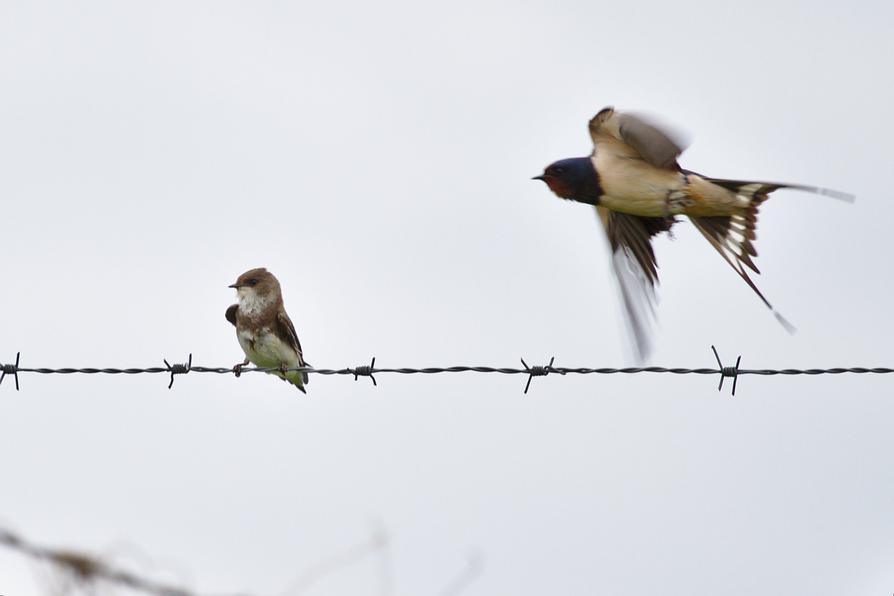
[233,363,246,377]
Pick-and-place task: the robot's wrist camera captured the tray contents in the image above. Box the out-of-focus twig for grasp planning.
[438,553,483,596]
[280,524,389,596]
[2,524,481,596]
[0,527,248,596]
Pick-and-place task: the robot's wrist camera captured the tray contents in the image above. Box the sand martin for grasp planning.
[226,267,309,392]
[534,106,853,360]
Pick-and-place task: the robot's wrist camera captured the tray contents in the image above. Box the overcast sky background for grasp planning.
[1,0,892,594]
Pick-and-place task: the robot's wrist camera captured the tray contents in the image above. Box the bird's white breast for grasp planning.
[237,327,300,369]
[592,149,686,218]
[237,290,274,317]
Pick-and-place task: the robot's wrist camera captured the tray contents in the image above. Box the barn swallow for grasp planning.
[226,267,309,392]
[534,106,853,360]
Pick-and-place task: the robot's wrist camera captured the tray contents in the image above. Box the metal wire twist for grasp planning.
[0,347,891,394]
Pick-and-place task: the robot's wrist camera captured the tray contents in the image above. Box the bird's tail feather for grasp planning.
[689,213,795,334]
[701,176,855,203]
[277,367,308,393]
[688,176,852,333]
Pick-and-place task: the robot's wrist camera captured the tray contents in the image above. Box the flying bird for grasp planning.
[226,267,309,392]
[534,106,853,360]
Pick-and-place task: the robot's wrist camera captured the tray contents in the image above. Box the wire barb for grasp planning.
[352,357,377,386]
[163,353,192,389]
[520,356,564,394]
[711,345,741,396]
[0,347,891,394]
[0,352,21,391]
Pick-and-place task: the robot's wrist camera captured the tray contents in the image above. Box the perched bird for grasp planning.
[226,267,309,392]
[534,106,853,360]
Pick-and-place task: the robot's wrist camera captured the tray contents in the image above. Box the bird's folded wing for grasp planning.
[225,304,238,327]
[276,312,305,357]
[596,206,674,361]
[276,311,309,383]
[589,107,686,169]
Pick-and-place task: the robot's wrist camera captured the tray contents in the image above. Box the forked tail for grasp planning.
[687,176,853,332]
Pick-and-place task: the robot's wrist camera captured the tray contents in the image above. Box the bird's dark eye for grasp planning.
[248,279,258,287]
[553,166,565,175]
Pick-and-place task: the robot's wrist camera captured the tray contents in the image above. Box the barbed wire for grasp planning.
[1,347,892,396]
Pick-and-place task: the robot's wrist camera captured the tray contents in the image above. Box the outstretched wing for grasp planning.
[596,206,675,361]
[276,311,309,384]
[589,106,686,169]
[225,304,238,327]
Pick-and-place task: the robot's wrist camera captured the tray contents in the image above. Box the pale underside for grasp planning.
[238,326,305,387]
[590,135,752,218]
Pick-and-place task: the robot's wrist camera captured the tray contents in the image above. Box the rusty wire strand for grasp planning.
[1,347,892,394]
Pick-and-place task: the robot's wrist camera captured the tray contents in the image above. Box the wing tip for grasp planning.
[589,106,616,130]
[820,188,856,203]
[773,310,797,335]
[786,184,855,203]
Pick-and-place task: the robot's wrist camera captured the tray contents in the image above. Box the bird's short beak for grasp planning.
[228,283,240,289]
[532,174,547,181]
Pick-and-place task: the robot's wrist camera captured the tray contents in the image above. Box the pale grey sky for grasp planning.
[1,0,892,594]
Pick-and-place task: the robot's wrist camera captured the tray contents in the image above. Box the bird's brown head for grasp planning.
[229,267,282,306]
[533,157,600,204]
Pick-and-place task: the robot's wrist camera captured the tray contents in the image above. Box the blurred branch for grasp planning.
[0,527,231,596]
[438,553,483,596]
[280,523,389,596]
[2,524,483,596]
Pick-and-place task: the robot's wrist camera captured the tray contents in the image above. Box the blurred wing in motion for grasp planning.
[589,107,688,169]
[595,206,675,361]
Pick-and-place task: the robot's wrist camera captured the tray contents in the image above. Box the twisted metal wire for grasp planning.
[1,347,891,395]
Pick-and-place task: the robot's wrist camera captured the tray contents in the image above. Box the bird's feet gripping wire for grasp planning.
[232,358,250,378]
